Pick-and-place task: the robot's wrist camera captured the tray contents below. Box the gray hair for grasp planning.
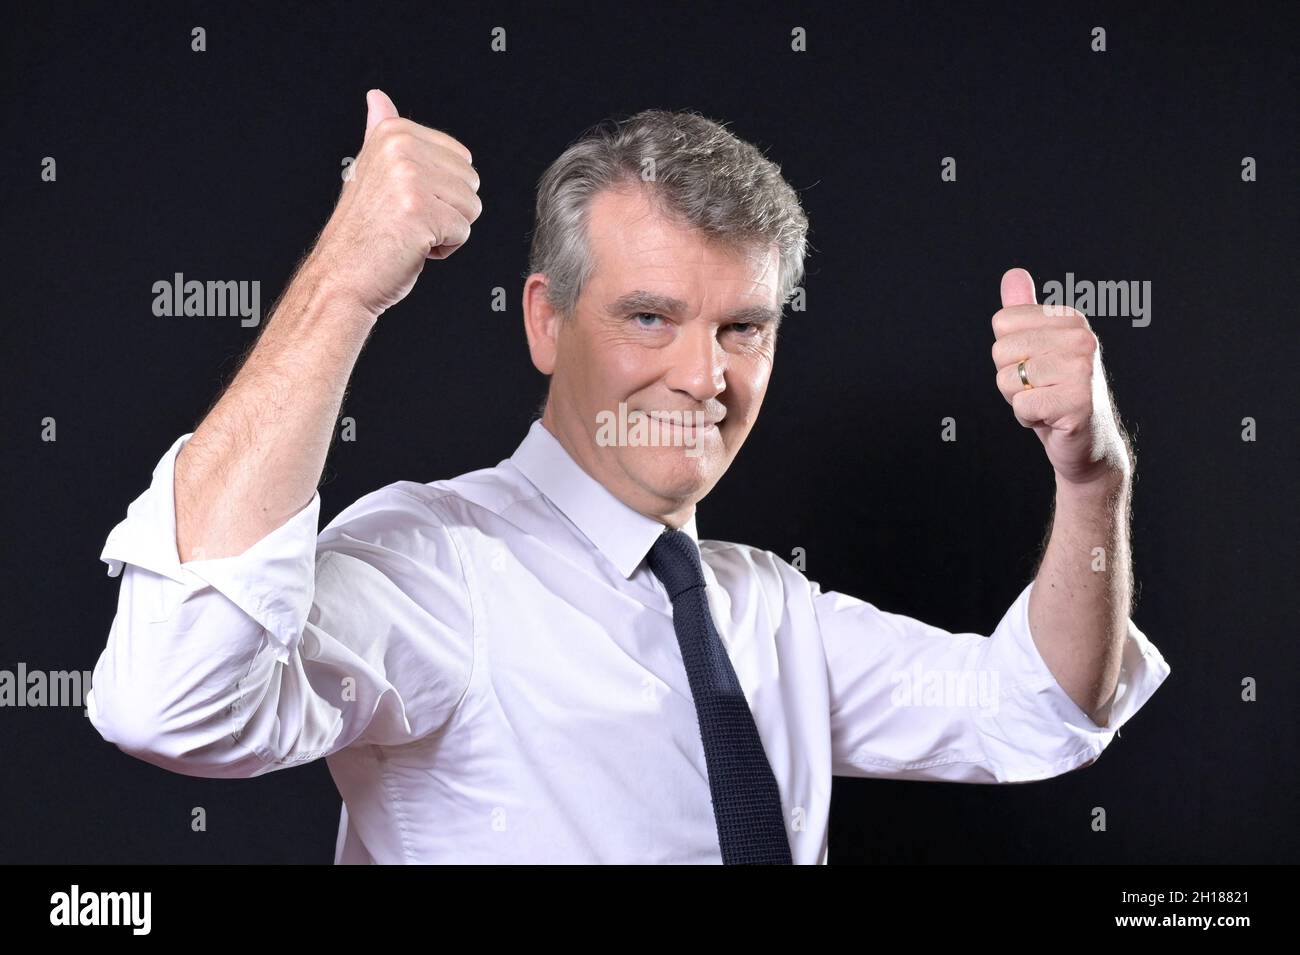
[526,109,811,320]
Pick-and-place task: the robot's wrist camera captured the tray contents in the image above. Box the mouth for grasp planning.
[645,414,721,432]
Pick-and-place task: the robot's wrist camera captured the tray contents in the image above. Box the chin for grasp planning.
[627,446,718,501]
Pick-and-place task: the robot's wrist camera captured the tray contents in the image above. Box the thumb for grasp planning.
[1000,267,1038,308]
[364,88,399,141]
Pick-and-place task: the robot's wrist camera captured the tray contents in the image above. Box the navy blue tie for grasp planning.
[646,528,793,864]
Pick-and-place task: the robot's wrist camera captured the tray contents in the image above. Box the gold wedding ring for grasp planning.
[1017,359,1033,389]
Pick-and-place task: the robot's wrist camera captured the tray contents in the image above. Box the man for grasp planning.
[88,90,1170,864]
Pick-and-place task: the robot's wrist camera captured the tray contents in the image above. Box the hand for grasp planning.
[307,89,481,318]
[990,267,1131,487]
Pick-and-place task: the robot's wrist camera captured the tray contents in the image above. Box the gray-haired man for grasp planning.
[89,90,1169,864]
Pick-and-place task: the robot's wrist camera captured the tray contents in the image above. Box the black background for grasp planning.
[2,1,1296,864]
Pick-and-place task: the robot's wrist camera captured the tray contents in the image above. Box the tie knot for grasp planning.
[646,528,706,600]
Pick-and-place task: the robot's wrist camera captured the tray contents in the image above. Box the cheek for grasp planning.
[569,338,628,400]
[729,355,773,407]
[601,344,662,396]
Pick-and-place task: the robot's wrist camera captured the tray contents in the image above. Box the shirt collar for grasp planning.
[509,418,699,579]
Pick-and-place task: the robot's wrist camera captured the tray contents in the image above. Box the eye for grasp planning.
[632,312,666,328]
[727,322,758,336]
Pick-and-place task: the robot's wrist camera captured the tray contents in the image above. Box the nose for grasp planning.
[664,321,726,402]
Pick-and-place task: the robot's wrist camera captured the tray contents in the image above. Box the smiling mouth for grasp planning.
[645,413,722,430]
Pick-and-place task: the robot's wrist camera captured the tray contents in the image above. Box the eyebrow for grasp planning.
[604,290,782,327]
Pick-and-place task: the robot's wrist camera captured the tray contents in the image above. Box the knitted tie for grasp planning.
[645,528,793,864]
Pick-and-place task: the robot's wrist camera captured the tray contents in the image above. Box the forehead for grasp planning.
[583,185,779,303]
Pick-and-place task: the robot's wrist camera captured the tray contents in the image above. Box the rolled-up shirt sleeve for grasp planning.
[88,433,475,779]
[98,433,321,665]
[814,578,1171,784]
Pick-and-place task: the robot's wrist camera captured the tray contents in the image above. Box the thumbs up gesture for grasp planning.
[990,268,1131,487]
[307,89,481,318]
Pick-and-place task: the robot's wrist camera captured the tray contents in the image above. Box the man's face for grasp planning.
[526,184,782,527]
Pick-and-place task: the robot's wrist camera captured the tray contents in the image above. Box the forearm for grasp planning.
[1027,467,1133,726]
[175,257,377,561]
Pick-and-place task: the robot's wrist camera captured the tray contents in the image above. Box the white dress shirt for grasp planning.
[89,419,1171,864]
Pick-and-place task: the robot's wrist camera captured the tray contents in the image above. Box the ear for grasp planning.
[523,273,562,376]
